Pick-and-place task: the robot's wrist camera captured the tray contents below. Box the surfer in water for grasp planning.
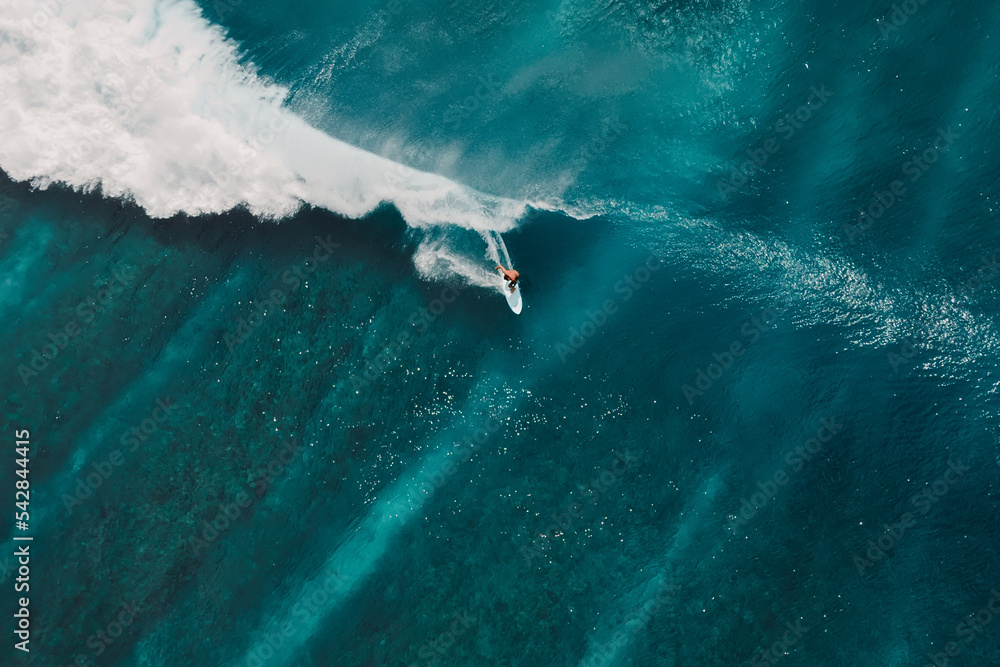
[495,265,520,293]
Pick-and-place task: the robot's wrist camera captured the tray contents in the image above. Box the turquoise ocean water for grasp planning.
[2,0,1000,665]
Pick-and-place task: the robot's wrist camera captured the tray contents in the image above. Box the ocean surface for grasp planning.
[2,0,1000,665]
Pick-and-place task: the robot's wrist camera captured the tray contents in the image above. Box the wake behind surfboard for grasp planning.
[498,267,522,314]
[484,230,521,314]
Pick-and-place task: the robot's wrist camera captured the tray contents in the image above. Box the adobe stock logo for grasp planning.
[443,75,503,129]
[60,600,146,667]
[751,618,810,667]
[407,608,477,666]
[877,0,933,37]
[845,127,960,242]
[184,438,303,556]
[555,253,664,362]
[715,85,833,201]
[18,264,139,385]
[682,303,781,405]
[728,418,842,531]
[520,449,640,565]
[63,397,180,514]
[852,459,970,576]
[922,588,1000,667]
[224,236,339,350]
[581,575,680,667]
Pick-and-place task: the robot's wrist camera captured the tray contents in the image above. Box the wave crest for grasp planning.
[0,0,525,240]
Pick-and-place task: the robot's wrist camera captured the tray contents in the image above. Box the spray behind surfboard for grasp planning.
[410,228,520,310]
[485,231,522,313]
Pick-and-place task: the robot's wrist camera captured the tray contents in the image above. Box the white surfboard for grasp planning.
[498,268,522,314]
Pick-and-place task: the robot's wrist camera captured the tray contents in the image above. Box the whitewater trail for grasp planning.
[0,0,525,285]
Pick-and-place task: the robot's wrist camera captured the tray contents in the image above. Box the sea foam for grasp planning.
[0,0,525,250]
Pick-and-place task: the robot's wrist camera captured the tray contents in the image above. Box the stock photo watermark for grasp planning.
[958,255,1000,297]
[682,302,783,405]
[728,418,843,531]
[18,263,139,386]
[241,565,349,667]
[391,416,503,524]
[62,397,180,514]
[224,236,340,350]
[19,0,68,38]
[350,280,467,391]
[845,126,960,242]
[521,448,640,565]
[184,437,303,557]
[61,600,146,667]
[555,253,664,362]
[203,106,293,191]
[877,0,934,37]
[443,75,503,129]
[888,255,999,377]
[852,458,970,575]
[887,338,921,376]
[581,574,681,667]
[921,588,1000,667]
[408,606,477,666]
[716,84,833,200]
[66,63,171,163]
[751,617,810,666]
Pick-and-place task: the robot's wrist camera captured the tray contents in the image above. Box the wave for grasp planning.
[0,0,527,281]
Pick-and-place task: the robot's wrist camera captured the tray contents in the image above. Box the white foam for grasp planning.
[412,228,516,294]
[0,0,525,238]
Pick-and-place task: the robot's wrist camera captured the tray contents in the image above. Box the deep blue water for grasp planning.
[3,0,1000,666]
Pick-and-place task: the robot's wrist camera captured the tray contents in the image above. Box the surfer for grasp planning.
[495,265,519,293]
